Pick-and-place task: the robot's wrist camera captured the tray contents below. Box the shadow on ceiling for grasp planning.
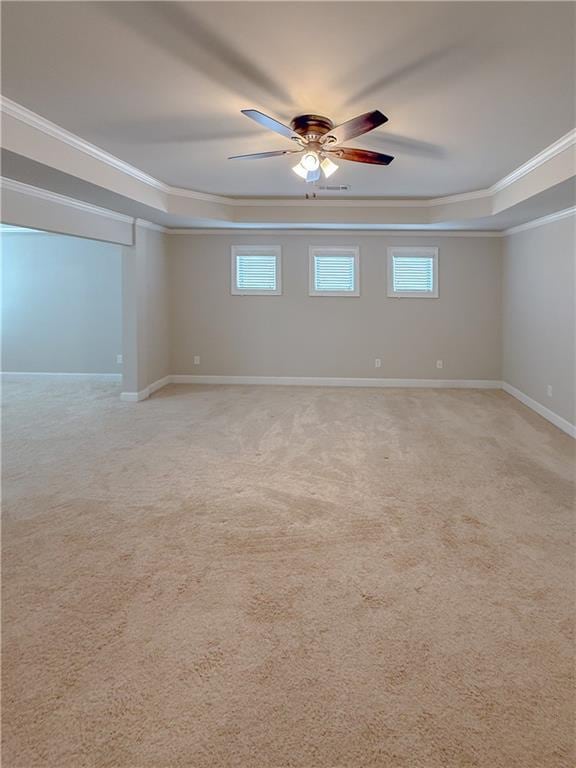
[103,3,294,111]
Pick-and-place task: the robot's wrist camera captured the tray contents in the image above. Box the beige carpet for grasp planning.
[2,379,574,768]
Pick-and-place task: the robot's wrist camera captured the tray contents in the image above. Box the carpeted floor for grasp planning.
[2,379,574,768]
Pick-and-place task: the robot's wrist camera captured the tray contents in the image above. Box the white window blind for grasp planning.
[231,246,281,294]
[309,247,360,296]
[387,247,438,298]
[393,256,434,292]
[237,255,277,290]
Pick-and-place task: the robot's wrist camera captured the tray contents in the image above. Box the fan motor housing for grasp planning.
[291,114,334,138]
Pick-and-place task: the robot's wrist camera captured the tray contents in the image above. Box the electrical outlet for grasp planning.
[374,358,382,369]
[116,354,123,365]
[193,355,200,366]
[436,360,444,369]
[547,384,553,398]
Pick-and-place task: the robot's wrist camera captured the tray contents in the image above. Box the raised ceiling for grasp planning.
[2,1,575,198]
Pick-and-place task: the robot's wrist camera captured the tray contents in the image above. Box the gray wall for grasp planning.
[502,216,575,425]
[169,234,502,380]
[2,230,122,373]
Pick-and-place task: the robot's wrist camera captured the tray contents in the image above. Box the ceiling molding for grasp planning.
[2,95,574,210]
[0,96,169,193]
[492,129,576,193]
[166,185,232,205]
[426,188,491,207]
[5,177,576,238]
[1,176,133,224]
[230,192,492,208]
[503,206,576,236]
[165,228,502,237]
[135,218,168,233]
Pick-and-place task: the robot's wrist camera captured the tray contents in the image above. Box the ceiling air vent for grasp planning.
[317,185,351,191]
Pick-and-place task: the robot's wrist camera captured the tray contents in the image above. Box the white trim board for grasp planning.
[503,206,576,236]
[6,371,571,438]
[0,96,226,204]
[3,177,574,238]
[2,372,122,382]
[166,228,502,236]
[1,177,133,224]
[491,129,576,193]
[0,96,168,194]
[120,376,171,402]
[144,378,576,439]
[502,382,575,438]
[170,375,502,389]
[135,218,168,233]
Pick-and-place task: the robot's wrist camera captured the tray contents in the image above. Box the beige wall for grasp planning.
[169,234,502,380]
[142,228,171,385]
[121,224,170,395]
[502,216,576,425]
[2,230,122,373]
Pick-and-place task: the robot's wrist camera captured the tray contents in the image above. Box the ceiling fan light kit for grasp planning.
[320,156,339,178]
[229,109,394,183]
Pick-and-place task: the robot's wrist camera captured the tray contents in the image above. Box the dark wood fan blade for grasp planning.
[228,149,300,160]
[241,109,300,140]
[328,147,394,165]
[323,110,388,144]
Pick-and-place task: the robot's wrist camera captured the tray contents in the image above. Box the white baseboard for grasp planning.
[170,374,502,389]
[7,373,572,438]
[6,373,573,438]
[120,374,501,402]
[2,371,122,382]
[149,376,171,395]
[120,375,171,402]
[502,382,575,438]
[120,390,148,403]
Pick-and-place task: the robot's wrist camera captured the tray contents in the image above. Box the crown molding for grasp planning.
[2,95,574,210]
[0,96,169,193]
[503,206,576,235]
[5,176,575,238]
[165,228,502,237]
[427,188,491,206]
[165,185,231,205]
[1,176,133,224]
[229,192,491,208]
[0,179,171,232]
[135,218,168,233]
[492,129,576,193]
[0,96,231,205]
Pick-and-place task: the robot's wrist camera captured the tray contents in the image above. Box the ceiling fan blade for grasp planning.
[241,109,301,140]
[327,147,394,165]
[323,110,388,145]
[228,149,300,160]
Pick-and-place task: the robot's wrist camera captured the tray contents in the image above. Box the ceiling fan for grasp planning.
[229,109,394,182]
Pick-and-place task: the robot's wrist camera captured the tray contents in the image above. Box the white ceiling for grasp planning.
[2,1,574,198]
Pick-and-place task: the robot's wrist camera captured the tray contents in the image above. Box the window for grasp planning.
[387,247,438,298]
[309,247,360,296]
[231,246,281,295]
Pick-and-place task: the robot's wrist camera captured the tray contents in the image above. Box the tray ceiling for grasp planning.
[2,1,574,198]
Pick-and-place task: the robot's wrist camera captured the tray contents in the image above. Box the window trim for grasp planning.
[231,245,282,295]
[308,246,360,297]
[387,246,439,298]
